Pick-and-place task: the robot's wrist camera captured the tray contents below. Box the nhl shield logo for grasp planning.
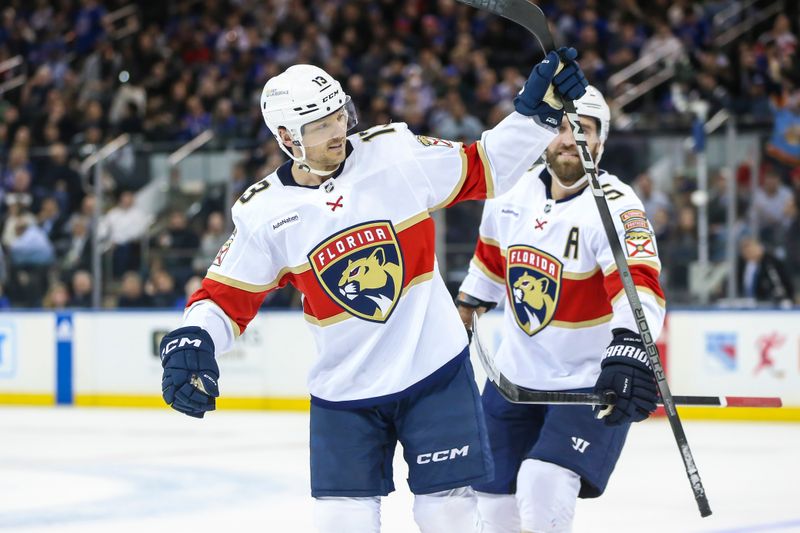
[309,221,405,323]
[506,245,562,336]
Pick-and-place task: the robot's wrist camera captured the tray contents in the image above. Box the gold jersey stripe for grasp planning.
[562,267,601,280]
[479,235,501,249]
[395,211,430,232]
[304,271,436,328]
[476,141,495,199]
[431,147,469,211]
[550,314,613,329]
[610,287,667,308]
[472,256,505,285]
[603,259,661,276]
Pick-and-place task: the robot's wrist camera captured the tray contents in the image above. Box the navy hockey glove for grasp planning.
[514,47,588,128]
[160,326,219,419]
[593,329,658,426]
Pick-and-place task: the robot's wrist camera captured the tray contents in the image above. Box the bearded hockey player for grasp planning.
[457,86,665,533]
[158,51,588,532]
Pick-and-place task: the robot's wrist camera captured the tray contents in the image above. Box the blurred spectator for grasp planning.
[61,216,93,273]
[662,205,698,302]
[193,211,228,273]
[151,209,199,284]
[750,167,794,247]
[98,190,153,276]
[765,89,800,179]
[737,237,794,305]
[2,195,36,247]
[43,282,70,310]
[634,173,671,224]
[175,275,203,309]
[69,269,94,308]
[37,197,66,243]
[146,269,179,308]
[116,271,153,308]
[433,94,484,142]
[9,218,55,267]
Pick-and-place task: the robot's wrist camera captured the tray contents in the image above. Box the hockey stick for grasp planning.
[472,313,783,408]
[455,0,713,517]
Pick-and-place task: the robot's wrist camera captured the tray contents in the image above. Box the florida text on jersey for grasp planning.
[183,113,558,406]
[460,165,666,391]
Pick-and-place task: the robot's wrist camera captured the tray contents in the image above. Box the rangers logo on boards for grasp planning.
[308,221,405,323]
[506,245,562,336]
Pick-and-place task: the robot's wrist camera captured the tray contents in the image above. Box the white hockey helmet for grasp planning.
[260,64,357,169]
[574,84,610,144]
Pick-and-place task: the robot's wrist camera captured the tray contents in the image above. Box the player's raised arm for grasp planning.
[408,48,587,211]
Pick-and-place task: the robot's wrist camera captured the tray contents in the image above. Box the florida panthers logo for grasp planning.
[506,245,562,336]
[309,221,405,323]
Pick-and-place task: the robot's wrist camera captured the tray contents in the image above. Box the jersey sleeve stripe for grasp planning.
[187,277,272,334]
[437,141,496,209]
[476,141,495,199]
[603,263,665,305]
[603,259,661,276]
[430,148,469,211]
[395,210,430,231]
[471,257,505,285]
[473,237,505,281]
[185,297,242,337]
[610,286,667,308]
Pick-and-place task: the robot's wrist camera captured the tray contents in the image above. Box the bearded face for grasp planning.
[544,116,601,186]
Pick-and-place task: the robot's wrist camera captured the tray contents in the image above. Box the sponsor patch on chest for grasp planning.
[271,212,300,232]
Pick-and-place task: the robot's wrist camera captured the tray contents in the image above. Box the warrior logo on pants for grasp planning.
[309,221,405,323]
[506,244,562,336]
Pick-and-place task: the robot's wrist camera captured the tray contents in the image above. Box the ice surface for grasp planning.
[0,407,797,532]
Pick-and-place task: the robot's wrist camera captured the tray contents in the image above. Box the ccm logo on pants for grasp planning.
[416,446,469,464]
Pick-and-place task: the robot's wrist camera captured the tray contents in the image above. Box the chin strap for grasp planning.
[297,161,340,177]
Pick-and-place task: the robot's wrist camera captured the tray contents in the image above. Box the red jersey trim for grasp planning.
[604,263,665,307]
[438,141,495,209]
[473,236,505,283]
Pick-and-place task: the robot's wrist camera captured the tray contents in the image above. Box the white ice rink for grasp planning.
[0,407,798,533]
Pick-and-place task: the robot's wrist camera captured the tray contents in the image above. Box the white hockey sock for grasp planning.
[313,496,381,533]
[413,487,481,533]
[476,491,520,533]
[516,459,581,533]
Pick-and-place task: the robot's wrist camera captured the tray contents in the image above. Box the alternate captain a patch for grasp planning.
[620,209,657,258]
[309,221,405,323]
[506,245,562,336]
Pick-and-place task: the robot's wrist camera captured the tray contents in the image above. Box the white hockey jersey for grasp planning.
[183,112,557,406]
[459,165,666,390]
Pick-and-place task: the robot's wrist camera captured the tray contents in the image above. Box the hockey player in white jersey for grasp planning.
[457,86,665,533]
[158,51,588,532]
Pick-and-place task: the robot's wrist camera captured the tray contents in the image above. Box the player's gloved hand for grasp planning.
[593,328,658,426]
[514,47,588,127]
[160,326,219,419]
